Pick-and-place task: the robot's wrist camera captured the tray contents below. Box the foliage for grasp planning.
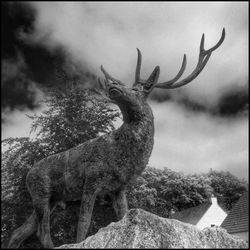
[205,169,248,210]
[1,83,120,248]
[127,167,213,217]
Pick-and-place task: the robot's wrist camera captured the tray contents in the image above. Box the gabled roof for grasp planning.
[220,192,249,234]
[170,201,212,225]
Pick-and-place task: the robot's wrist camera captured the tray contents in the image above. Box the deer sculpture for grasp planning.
[8,28,225,249]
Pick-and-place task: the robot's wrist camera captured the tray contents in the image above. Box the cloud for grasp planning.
[149,101,248,180]
[1,53,26,84]
[1,52,44,112]
[21,2,248,107]
[2,107,43,140]
[1,103,48,155]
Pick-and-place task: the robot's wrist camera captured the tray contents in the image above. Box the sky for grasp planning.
[2,2,249,180]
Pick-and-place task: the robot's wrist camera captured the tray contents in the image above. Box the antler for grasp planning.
[135,48,142,83]
[154,28,225,89]
[100,65,123,84]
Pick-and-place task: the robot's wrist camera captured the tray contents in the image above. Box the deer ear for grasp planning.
[144,66,160,93]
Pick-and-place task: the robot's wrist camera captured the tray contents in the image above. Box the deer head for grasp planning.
[98,28,225,122]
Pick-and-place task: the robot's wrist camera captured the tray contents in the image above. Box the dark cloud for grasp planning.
[151,84,249,117]
[1,2,35,59]
[1,54,39,111]
[1,2,46,112]
[1,2,96,115]
[216,85,249,116]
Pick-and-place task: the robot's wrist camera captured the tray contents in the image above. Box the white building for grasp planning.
[170,195,228,230]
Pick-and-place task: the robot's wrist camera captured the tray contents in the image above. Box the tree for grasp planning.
[127,166,213,218]
[1,82,120,248]
[206,169,248,210]
[157,169,213,212]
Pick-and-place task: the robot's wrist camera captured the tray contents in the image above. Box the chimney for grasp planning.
[211,194,217,204]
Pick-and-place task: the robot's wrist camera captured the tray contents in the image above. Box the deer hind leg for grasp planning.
[34,198,54,249]
[112,189,128,220]
[8,210,38,249]
[76,182,100,243]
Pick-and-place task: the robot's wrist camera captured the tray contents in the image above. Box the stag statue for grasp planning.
[8,29,225,249]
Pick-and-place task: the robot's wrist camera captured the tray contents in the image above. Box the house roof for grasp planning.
[220,192,249,234]
[170,201,212,225]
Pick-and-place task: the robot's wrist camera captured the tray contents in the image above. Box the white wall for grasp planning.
[196,198,227,230]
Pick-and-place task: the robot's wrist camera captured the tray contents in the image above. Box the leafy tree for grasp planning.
[206,169,248,210]
[127,166,213,217]
[158,169,213,211]
[1,83,120,248]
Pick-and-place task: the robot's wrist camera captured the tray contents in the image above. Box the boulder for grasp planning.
[56,208,248,248]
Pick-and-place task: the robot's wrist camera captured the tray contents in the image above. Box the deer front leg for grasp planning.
[35,199,54,249]
[112,189,128,220]
[76,183,99,243]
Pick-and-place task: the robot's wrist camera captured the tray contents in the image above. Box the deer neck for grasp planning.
[115,102,155,159]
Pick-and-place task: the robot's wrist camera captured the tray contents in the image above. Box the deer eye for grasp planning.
[144,85,151,90]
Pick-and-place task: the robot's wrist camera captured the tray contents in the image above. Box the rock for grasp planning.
[56,208,248,249]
